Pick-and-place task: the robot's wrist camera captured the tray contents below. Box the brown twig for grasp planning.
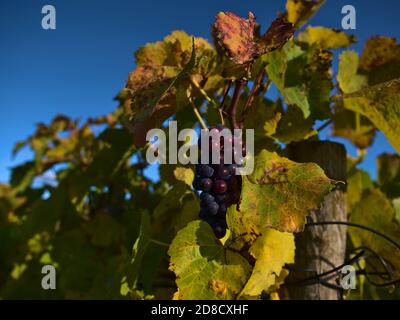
[239,69,266,127]
[228,80,246,130]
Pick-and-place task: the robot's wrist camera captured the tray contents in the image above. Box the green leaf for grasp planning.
[122,211,151,295]
[377,153,400,198]
[349,189,400,280]
[393,198,400,223]
[168,220,251,299]
[359,36,400,85]
[286,0,325,28]
[152,182,199,239]
[341,78,400,153]
[346,169,373,212]
[239,229,295,297]
[126,39,197,147]
[299,26,356,49]
[273,104,317,144]
[265,42,333,120]
[337,51,367,94]
[332,104,376,149]
[228,150,333,242]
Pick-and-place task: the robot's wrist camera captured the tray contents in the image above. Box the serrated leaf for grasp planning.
[377,153,400,198]
[299,26,356,49]
[126,40,196,147]
[342,78,400,153]
[239,229,295,297]
[168,220,251,299]
[229,150,333,240]
[286,0,325,28]
[213,12,257,65]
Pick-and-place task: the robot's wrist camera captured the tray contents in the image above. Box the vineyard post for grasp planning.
[287,141,347,300]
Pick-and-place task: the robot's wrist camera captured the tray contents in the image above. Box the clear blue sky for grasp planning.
[1,0,399,183]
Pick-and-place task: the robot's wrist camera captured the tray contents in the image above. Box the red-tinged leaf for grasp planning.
[258,18,295,54]
[213,11,257,65]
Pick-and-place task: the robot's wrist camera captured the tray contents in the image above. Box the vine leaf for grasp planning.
[152,182,199,239]
[239,229,295,298]
[334,51,375,148]
[286,0,325,29]
[258,17,295,55]
[213,12,257,65]
[173,166,195,187]
[298,26,356,49]
[341,78,400,153]
[359,36,400,85]
[168,220,251,300]
[265,42,333,120]
[126,39,197,147]
[213,12,294,66]
[346,169,373,213]
[228,150,333,243]
[377,153,400,198]
[394,198,400,223]
[337,51,367,94]
[121,211,151,295]
[332,104,376,149]
[349,189,400,280]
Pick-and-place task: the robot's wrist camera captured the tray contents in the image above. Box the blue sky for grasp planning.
[1,0,399,183]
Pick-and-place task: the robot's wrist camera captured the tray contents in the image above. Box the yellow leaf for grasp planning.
[239,229,295,297]
[299,26,356,49]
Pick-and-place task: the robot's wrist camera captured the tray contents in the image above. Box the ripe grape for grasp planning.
[193,124,244,238]
[213,180,228,194]
[200,178,213,191]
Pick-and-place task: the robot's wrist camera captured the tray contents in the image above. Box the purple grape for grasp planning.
[193,124,244,239]
[199,164,214,178]
[207,201,219,216]
[217,165,231,180]
[218,203,227,216]
[214,194,226,204]
[213,180,228,194]
[200,178,213,192]
[200,192,214,204]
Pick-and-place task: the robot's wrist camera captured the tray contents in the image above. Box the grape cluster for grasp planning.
[193,125,245,238]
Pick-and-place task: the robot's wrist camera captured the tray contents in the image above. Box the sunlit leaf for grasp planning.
[168,220,251,299]
[228,150,333,242]
[239,229,295,297]
[342,78,400,153]
[299,26,356,49]
[286,0,325,28]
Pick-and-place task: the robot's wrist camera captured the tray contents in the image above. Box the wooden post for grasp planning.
[287,141,347,300]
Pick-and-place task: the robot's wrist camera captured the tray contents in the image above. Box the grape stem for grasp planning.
[239,69,266,127]
[189,99,207,130]
[229,80,246,129]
